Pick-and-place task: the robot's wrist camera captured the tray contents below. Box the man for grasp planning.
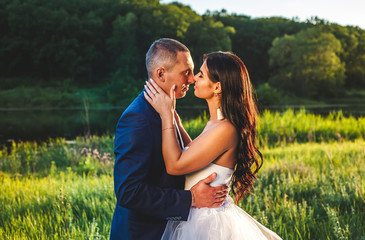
[110,38,228,240]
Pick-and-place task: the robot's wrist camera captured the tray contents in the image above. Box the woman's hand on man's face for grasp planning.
[144,78,176,117]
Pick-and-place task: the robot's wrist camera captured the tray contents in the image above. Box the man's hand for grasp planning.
[190,172,229,208]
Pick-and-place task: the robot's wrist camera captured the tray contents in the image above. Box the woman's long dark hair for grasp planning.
[204,52,263,204]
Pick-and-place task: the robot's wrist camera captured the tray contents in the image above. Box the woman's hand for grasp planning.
[144,79,176,118]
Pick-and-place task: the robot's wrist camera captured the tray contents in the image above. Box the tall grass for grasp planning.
[1,109,364,176]
[183,109,365,146]
[258,109,365,146]
[247,140,365,239]
[1,140,364,239]
[0,172,114,239]
[1,109,364,239]
[0,136,114,177]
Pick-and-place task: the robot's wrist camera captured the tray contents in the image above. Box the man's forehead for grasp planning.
[178,51,194,69]
[187,54,194,69]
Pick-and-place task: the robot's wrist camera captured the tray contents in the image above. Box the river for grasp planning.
[1,104,364,145]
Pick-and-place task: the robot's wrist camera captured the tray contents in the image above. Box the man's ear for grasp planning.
[213,82,222,94]
[156,67,166,82]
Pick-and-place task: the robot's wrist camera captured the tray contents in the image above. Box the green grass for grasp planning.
[183,108,365,146]
[0,136,114,177]
[1,110,365,239]
[0,172,114,239]
[0,136,116,239]
[246,140,365,239]
[258,109,365,145]
[1,140,364,239]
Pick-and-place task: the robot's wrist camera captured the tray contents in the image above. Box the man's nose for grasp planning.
[187,74,195,84]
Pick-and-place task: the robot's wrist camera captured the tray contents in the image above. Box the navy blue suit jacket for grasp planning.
[110,92,192,240]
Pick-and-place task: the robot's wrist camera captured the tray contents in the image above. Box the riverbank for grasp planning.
[1,80,365,109]
[1,106,365,147]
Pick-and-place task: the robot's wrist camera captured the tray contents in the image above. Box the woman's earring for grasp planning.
[215,92,224,120]
[217,106,224,120]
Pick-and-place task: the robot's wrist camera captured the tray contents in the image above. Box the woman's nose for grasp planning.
[193,74,198,82]
[187,74,195,84]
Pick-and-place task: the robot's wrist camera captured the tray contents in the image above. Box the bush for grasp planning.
[256,83,282,106]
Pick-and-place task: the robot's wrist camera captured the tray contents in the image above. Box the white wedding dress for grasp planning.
[161,152,282,240]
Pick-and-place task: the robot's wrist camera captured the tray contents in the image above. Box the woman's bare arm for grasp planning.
[162,120,237,175]
[174,111,192,147]
[144,80,237,175]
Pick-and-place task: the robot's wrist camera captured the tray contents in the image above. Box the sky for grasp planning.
[161,0,365,29]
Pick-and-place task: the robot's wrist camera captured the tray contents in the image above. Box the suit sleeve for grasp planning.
[113,110,192,221]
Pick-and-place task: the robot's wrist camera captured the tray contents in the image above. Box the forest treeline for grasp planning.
[1,0,365,107]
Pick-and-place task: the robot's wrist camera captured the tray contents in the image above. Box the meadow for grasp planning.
[0,109,364,239]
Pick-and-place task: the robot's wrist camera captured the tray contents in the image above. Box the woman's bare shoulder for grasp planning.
[216,120,237,133]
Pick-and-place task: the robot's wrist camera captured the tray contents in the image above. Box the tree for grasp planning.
[346,29,365,88]
[268,27,345,97]
[185,17,235,65]
[324,25,365,88]
[217,16,309,85]
[106,12,140,104]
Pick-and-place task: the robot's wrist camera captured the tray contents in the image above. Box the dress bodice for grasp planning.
[181,146,234,190]
[184,163,234,190]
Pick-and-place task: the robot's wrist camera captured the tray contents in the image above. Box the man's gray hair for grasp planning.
[146,38,189,77]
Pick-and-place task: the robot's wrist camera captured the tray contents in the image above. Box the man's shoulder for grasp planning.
[114,92,160,144]
[123,93,147,115]
[119,92,157,123]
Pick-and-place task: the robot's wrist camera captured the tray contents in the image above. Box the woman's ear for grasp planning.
[156,67,166,82]
[213,82,222,94]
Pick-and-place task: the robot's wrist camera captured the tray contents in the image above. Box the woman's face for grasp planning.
[193,61,217,99]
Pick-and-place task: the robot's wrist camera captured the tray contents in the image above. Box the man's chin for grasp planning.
[176,91,187,99]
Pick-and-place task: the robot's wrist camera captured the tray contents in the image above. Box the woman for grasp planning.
[144,52,281,240]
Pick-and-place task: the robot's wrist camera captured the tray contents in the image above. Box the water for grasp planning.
[0,108,121,143]
[1,104,364,145]
[0,106,207,145]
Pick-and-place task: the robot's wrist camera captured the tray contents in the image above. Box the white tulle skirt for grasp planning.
[161,197,282,240]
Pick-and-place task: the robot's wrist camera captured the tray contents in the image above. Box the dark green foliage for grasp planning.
[1,0,119,81]
[0,85,79,107]
[255,83,283,106]
[269,27,346,98]
[0,0,365,107]
[323,24,365,88]
[185,16,235,64]
[216,15,310,85]
[0,0,237,106]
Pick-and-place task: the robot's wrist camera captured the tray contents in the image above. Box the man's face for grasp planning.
[164,51,195,99]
